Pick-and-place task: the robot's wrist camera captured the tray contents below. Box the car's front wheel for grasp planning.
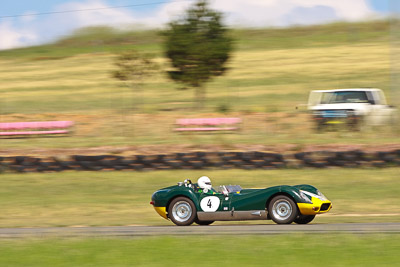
[268,195,298,224]
[168,197,196,226]
[294,214,315,224]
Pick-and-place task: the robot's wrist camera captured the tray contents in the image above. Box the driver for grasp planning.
[197,176,214,194]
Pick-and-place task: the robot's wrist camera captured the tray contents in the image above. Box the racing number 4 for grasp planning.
[200,196,220,212]
[207,199,212,208]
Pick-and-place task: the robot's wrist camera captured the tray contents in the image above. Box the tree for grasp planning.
[112,50,157,111]
[163,0,233,108]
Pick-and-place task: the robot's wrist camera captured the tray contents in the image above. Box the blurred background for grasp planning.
[0,0,399,152]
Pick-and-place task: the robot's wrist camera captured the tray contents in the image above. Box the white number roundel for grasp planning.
[200,196,220,212]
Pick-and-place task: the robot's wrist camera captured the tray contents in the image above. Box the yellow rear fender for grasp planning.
[153,206,168,220]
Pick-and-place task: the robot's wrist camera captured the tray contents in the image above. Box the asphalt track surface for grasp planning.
[1,223,400,238]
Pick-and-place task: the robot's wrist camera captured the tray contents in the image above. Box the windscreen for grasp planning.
[217,185,242,193]
[321,91,369,104]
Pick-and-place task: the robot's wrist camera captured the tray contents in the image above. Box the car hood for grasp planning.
[293,184,318,194]
[310,103,370,114]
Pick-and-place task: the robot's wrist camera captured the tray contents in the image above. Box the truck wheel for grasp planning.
[168,197,196,226]
[268,195,298,224]
[315,122,325,132]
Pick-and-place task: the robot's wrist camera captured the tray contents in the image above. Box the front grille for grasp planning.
[320,203,331,211]
[321,110,347,118]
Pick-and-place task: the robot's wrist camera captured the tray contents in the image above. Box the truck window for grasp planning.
[322,91,368,104]
[376,90,387,105]
[320,92,333,104]
[308,91,323,107]
[366,91,375,104]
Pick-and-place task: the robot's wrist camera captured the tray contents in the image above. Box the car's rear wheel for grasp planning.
[194,218,214,225]
[268,195,298,224]
[294,215,315,224]
[168,197,196,226]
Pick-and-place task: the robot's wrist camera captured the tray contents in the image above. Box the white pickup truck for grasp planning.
[308,88,396,129]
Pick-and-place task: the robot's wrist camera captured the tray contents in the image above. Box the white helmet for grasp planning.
[197,176,212,191]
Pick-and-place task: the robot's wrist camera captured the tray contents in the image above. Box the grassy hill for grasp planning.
[0,20,397,150]
[0,20,390,58]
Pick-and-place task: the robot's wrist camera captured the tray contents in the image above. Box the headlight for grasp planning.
[299,190,313,203]
[317,190,328,201]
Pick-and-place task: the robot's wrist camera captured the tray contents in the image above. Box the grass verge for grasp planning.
[0,235,399,266]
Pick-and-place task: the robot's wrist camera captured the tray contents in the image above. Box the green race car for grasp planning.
[151,176,332,226]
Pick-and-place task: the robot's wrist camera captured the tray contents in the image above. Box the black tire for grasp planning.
[13,165,26,173]
[294,152,306,160]
[196,152,206,158]
[294,215,315,224]
[168,197,196,226]
[15,156,28,165]
[132,164,144,171]
[192,162,204,169]
[194,218,214,225]
[271,162,285,169]
[372,161,385,168]
[311,162,328,168]
[242,164,255,170]
[268,195,298,224]
[254,161,265,168]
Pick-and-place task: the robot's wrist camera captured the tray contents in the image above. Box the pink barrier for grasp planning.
[0,130,69,136]
[175,118,241,132]
[0,121,74,136]
[175,127,238,132]
[176,118,241,126]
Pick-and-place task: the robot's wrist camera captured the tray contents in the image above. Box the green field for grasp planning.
[0,235,399,266]
[0,168,399,228]
[0,20,398,150]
